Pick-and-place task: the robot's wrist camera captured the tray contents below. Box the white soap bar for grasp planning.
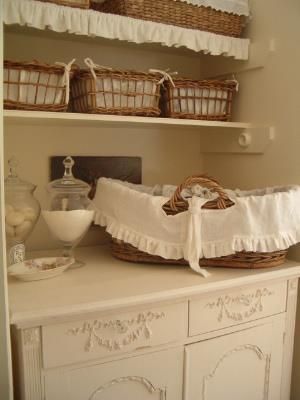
[15,220,33,239]
[22,207,37,222]
[6,211,25,227]
[5,223,15,238]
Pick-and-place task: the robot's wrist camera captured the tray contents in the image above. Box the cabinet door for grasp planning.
[45,347,183,400]
[184,320,284,400]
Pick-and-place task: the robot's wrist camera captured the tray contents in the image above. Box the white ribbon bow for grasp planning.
[149,68,178,87]
[55,58,76,105]
[183,196,210,278]
[84,57,112,80]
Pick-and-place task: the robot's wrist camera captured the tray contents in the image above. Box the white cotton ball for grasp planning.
[6,211,25,227]
[5,223,15,238]
[22,207,37,222]
[15,220,32,239]
[5,204,14,217]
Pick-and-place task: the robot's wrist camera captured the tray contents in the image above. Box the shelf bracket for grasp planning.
[200,126,274,154]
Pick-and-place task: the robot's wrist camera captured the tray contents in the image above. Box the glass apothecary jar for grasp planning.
[5,157,40,265]
[42,156,95,268]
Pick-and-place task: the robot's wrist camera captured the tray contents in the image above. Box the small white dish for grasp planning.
[8,257,75,281]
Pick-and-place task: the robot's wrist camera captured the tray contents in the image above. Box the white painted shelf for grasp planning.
[4,0,249,59]
[4,110,252,130]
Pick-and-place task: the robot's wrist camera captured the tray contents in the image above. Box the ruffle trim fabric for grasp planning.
[178,0,249,16]
[4,0,249,60]
[94,210,300,261]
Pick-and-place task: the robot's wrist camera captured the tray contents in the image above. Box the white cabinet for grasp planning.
[44,347,183,400]
[185,321,284,400]
[8,246,300,400]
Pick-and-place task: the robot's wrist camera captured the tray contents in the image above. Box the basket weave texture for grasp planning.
[112,175,288,269]
[37,0,90,8]
[162,79,237,121]
[4,60,75,112]
[71,67,162,116]
[91,0,246,38]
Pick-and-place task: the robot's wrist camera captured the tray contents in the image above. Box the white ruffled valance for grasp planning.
[92,178,300,276]
[4,0,249,60]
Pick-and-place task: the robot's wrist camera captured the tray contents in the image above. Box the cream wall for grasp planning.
[201,1,300,398]
[4,2,300,397]
[4,28,204,251]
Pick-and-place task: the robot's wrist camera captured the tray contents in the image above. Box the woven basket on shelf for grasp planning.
[37,0,90,8]
[162,78,238,121]
[112,175,288,269]
[91,0,246,38]
[71,60,162,116]
[4,60,76,112]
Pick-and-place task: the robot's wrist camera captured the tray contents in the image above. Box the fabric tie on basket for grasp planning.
[55,58,76,104]
[84,57,112,80]
[184,197,210,277]
[149,69,178,87]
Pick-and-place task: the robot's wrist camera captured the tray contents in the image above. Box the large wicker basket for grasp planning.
[4,60,76,112]
[71,59,162,116]
[91,0,246,38]
[162,78,238,121]
[111,176,288,269]
[37,0,90,8]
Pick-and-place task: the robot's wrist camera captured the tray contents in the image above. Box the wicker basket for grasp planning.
[162,78,238,121]
[71,59,162,116]
[111,175,288,269]
[4,60,76,112]
[37,0,90,8]
[91,0,246,38]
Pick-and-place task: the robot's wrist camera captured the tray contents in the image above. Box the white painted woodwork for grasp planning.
[8,246,300,328]
[281,278,299,400]
[4,110,253,130]
[189,281,287,336]
[42,302,187,368]
[44,347,183,400]
[8,245,300,400]
[184,319,285,400]
[0,8,13,399]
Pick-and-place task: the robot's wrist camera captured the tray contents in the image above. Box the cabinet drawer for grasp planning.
[45,347,183,400]
[42,302,187,368]
[189,281,287,337]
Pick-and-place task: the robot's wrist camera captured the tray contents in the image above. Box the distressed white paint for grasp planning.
[8,246,300,400]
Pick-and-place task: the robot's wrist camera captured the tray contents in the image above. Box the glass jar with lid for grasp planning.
[5,157,40,265]
[42,156,95,268]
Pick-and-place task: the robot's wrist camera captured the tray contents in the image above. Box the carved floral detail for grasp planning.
[68,311,165,352]
[202,344,271,400]
[23,327,40,346]
[88,376,166,400]
[205,288,273,322]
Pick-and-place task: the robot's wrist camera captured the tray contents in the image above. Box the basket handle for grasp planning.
[164,175,234,213]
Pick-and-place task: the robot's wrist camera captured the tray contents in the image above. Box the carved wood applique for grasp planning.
[202,344,271,400]
[88,376,166,400]
[68,311,165,351]
[205,288,273,322]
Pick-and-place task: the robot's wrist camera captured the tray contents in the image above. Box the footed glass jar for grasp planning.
[42,156,95,268]
[5,157,40,265]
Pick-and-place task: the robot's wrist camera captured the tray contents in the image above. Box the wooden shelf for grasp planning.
[4,0,249,60]
[4,110,252,130]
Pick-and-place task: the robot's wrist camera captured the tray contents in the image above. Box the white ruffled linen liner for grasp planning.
[92,178,300,277]
[92,0,250,16]
[4,0,249,60]
[178,0,249,16]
